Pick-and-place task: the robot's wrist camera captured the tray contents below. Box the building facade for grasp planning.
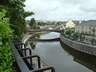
[75,20,96,44]
[65,19,79,29]
[66,19,75,28]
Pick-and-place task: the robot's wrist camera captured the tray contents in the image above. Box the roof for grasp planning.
[77,20,96,27]
[73,21,79,25]
[66,19,79,25]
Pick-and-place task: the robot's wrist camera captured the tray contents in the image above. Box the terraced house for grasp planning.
[75,20,96,43]
[65,19,79,28]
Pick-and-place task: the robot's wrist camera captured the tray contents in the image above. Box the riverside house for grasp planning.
[66,19,75,28]
[65,19,79,33]
[65,19,79,28]
[75,20,96,44]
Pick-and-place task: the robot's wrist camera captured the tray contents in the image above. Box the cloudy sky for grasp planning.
[24,0,96,21]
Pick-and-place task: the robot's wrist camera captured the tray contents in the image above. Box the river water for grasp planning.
[26,32,96,72]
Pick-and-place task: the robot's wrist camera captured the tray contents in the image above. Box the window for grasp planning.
[86,31,87,34]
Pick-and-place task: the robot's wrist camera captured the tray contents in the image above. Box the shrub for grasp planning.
[0,9,14,72]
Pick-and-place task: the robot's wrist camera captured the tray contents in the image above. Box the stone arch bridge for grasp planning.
[27,29,64,34]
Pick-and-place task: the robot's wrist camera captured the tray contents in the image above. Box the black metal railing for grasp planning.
[9,34,55,72]
[17,48,32,56]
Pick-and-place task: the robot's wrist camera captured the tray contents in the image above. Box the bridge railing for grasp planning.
[9,35,55,72]
[27,29,64,33]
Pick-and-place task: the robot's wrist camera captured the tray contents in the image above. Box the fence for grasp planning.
[9,34,55,72]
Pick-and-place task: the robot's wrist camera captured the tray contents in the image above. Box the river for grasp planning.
[26,32,96,72]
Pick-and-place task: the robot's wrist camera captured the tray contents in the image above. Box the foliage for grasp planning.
[91,37,95,44]
[38,22,47,25]
[29,18,35,29]
[36,26,40,29]
[0,0,34,39]
[79,34,82,41]
[41,59,45,63]
[57,21,64,25]
[32,26,40,29]
[65,29,71,36]
[29,18,40,29]
[30,42,36,50]
[37,21,56,25]
[46,64,50,67]
[74,33,79,40]
[57,22,61,25]
[0,9,14,72]
[32,26,36,29]
[82,36,85,40]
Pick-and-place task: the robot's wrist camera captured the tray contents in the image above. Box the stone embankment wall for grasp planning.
[60,34,96,56]
[22,33,33,43]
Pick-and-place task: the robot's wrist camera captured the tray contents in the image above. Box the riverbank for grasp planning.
[60,34,96,56]
[33,31,50,35]
[29,38,60,42]
[22,33,33,43]
[22,31,51,43]
[22,33,51,72]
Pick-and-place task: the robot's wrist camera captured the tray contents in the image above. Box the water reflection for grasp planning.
[29,42,37,50]
[25,34,40,46]
[60,41,96,72]
[31,34,40,39]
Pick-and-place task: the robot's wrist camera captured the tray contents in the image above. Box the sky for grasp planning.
[24,0,96,21]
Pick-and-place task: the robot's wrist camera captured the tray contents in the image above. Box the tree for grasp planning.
[29,18,35,29]
[0,0,34,39]
[65,29,71,36]
[38,22,46,25]
[74,33,79,40]
[79,34,82,41]
[57,21,61,25]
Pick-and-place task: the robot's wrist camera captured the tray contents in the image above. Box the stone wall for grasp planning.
[22,33,33,44]
[60,34,96,56]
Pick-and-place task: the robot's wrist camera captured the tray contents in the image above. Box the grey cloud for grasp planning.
[24,0,96,21]
[79,2,96,12]
[71,0,96,13]
[60,0,91,4]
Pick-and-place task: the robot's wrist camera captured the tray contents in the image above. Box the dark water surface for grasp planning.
[26,32,96,72]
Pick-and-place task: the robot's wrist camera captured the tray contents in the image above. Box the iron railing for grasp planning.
[9,34,55,72]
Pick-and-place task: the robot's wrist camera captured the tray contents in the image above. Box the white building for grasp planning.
[66,19,75,28]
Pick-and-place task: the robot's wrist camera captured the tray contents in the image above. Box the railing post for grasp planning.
[17,48,32,56]
[22,55,41,68]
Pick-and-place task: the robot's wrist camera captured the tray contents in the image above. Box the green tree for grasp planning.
[36,26,40,29]
[0,0,34,39]
[29,18,35,29]
[65,29,71,36]
[74,33,79,40]
[57,22,61,25]
[79,34,82,41]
